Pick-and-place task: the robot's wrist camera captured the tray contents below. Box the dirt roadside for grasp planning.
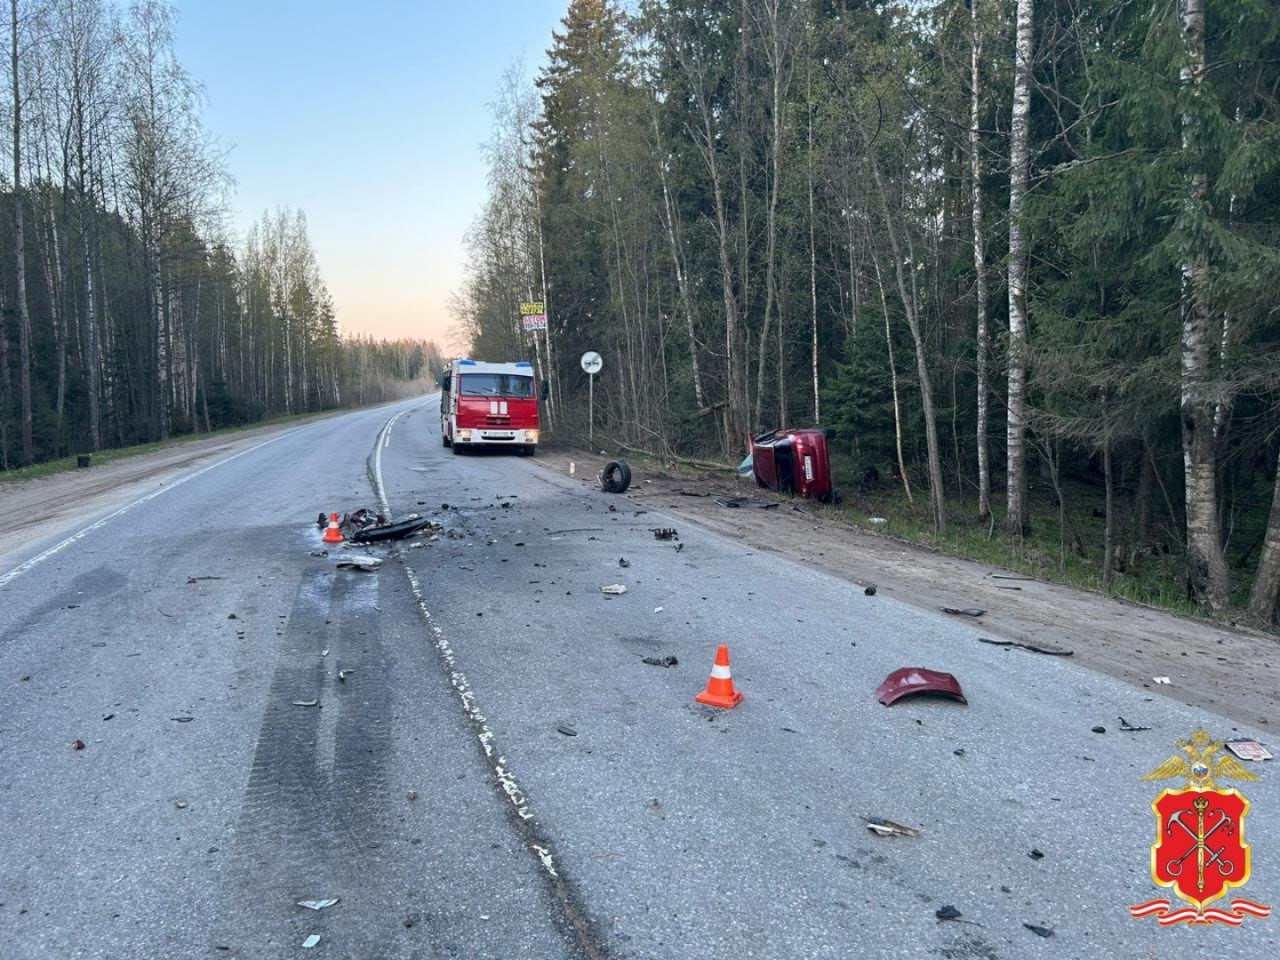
[0,417,331,564]
[536,449,1279,732]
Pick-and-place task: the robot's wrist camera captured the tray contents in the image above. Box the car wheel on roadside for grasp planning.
[442,434,452,447]
[601,460,631,493]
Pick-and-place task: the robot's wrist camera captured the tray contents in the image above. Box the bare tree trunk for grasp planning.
[1247,447,1280,623]
[1179,0,1230,612]
[970,0,991,520]
[12,0,33,463]
[1005,0,1034,540]
[806,54,819,423]
[866,149,947,534]
[1102,434,1115,590]
[872,253,912,504]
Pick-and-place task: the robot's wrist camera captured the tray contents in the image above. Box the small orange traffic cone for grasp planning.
[695,644,743,709]
[322,512,344,544]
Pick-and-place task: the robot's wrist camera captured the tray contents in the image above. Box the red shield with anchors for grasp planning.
[1152,788,1249,910]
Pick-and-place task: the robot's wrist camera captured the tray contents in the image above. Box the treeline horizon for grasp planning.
[0,0,443,472]
[455,0,1280,623]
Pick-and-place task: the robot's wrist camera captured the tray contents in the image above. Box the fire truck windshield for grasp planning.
[459,374,534,398]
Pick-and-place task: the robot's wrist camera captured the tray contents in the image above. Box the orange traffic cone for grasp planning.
[695,644,743,709]
[322,512,344,544]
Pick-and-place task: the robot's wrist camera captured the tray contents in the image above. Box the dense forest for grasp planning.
[455,0,1280,624]
[0,0,442,472]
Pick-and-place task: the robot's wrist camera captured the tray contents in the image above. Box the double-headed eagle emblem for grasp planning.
[1139,728,1260,791]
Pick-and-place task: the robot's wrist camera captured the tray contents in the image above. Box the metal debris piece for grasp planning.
[651,528,679,541]
[1224,740,1274,762]
[72,739,85,750]
[1118,716,1151,732]
[1092,726,1106,734]
[292,699,319,707]
[935,905,962,921]
[557,724,578,737]
[298,900,339,911]
[350,516,430,543]
[977,637,1073,656]
[302,935,321,949]
[170,717,195,723]
[865,817,920,838]
[1152,676,1171,685]
[864,584,877,596]
[991,574,1035,581]
[309,550,329,558]
[941,607,986,617]
[641,655,678,668]
[875,668,967,706]
[175,800,188,809]
[1029,848,1044,860]
[619,558,630,568]
[653,606,664,613]
[336,555,383,572]
[715,497,780,509]
[1023,924,1054,938]
[338,670,353,682]
[601,584,627,596]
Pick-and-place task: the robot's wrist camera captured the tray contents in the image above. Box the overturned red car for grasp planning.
[748,428,839,503]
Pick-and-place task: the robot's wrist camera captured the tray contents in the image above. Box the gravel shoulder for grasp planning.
[536,449,1279,730]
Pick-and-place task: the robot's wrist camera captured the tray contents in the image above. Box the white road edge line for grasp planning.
[0,428,301,590]
[370,407,558,879]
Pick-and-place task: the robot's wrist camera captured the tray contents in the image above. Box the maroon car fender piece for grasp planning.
[875,668,967,706]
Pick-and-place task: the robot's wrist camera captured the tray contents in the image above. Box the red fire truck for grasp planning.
[439,359,546,455]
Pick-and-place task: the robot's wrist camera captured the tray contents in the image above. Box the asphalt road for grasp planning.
[2,395,1276,959]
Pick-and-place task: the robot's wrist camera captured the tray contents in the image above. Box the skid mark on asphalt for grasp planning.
[217,567,421,955]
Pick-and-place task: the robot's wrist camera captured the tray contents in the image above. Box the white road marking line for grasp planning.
[0,428,300,589]
[372,410,405,516]
[369,408,557,878]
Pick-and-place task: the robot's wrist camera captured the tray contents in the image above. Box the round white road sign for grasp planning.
[580,351,603,375]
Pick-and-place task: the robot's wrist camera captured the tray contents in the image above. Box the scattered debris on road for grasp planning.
[349,515,430,543]
[302,935,321,949]
[338,669,354,682]
[170,716,194,723]
[865,816,920,838]
[1092,725,1107,734]
[72,739,85,750]
[309,549,328,558]
[641,655,678,668]
[941,606,986,617]
[1225,740,1273,761]
[186,575,223,584]
[977,637,1073,656]
[863,583,877,596]
[175,800,187,809]
[990,574,1035,582]
[1023,923,1054,938]
[600,460,632,493]
[298,899,339,911]
[653,606,664,613]
[292,699,319,707]
[619,557,630,568]
[556,724,578,737]
[1117,716,1152,732]
[1152,676,1171,685]
[652,528,679,541]
[875,668,967,706]
[601,584,627,596]
[1029,848,1045,860]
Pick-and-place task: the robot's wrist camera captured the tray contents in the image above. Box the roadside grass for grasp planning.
[0,408,340,484]
[830,471,1205,619]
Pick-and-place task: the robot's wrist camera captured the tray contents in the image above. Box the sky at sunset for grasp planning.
[175,0,568,351]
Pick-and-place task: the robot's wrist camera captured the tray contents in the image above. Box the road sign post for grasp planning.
[580,351,603,445]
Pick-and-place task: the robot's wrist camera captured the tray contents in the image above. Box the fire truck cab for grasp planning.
[440,359,543,455]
